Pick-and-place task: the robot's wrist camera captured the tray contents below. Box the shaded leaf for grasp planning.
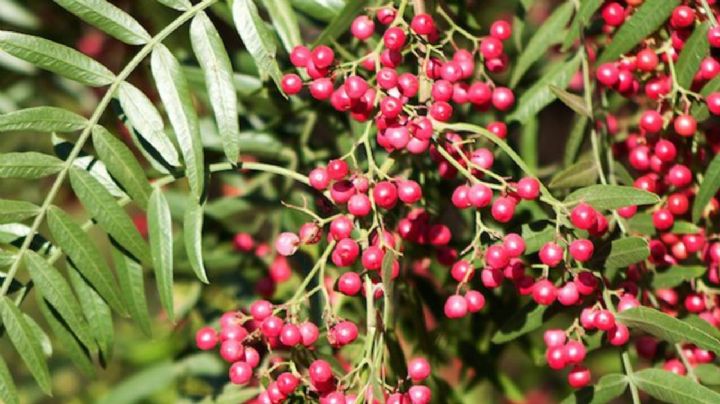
[492,302,551,344]
[112,248,152,336]
[291,0,343,22]
[632,368,720,404]
[232,0,282,88]
[592,236,649,271]
[519,221,555,254]
[693,153,720,223]
[0,106,87,133]
[508,54,582,123]
[24,251,95,350]
[0,199,39,224]
[156,0,190,10]
[651,265,707,289]
[0,354,18,404]
[675,22,709,89]
[695,364,720,385]
[0,30,114,86]
[598,0,681,63]
[617,307,720,354]
[24,314,52,357]
[510,2,574,86]
[117,82,181,168]
[92,125,152,209]
[53,0,150,45]
[37,295,95,377]
[561,373,628,404]
[0,297,51,394]
[263,0,302,53]
[148,188,175,323]
[519,116,538,174]
[564,116,588,167]
[98,361,176,404]
[562,0,603,51]
[550,85,591,117]
[151,45,205,201]
[184,200,208,283]
[67,267,114,363]
[190,12,241,164]
[691,73,720,121]
[312,0,369,46]
[549,159,598,189]
[69,167,150,264]
[564,185,659,210]
[0,152,64,179]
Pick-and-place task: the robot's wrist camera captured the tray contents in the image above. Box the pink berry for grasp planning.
[444,294,468,318]
[195,326,218,350]
[275,232,300,256]
[229,361,253,384]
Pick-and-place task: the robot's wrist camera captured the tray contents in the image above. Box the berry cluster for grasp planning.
[195,0,720,401]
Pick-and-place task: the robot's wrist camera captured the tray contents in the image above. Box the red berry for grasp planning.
[593,310,616,331]
[275,232,300,256]
[640,110,664,133]
[229,361,253,385]
[290,45,311,67]
[411,14,435,35]
[480,37,503,59]
[539,242,564,267]
[533,279,557,305]
[299,321,319,346]
[281,73,302,95]
[596,63,619,86]
[277,372,299,395]
[195,326,219,350]
[309,359,333,384]
[376,7,396,25]
[491,196,516,223]
[636,49,658,72]
[546,346,567,370]
[544,329,567,348]
[710,26,720,47]
[607,324,630,346]
[311,45,335,69]
[571,202,598,230]
[490,20,512,41]
[261,315,284,337]
[331,238,360,267]
[487,121,507,139]
[331,320,358,345]
[465,290,485,312]
[602,2,625,26]
[468,82,492,105]
[383,27,406,50]
[674,114,696,137]
[430,101,453,121]
[671,5,695,28]
[343,76,368,99]
[503,233,526,257]
[397,180,422,204]
[685,293,706,313]
[653,208,674,230]
[557,282,580,306]
[565,340,587,365]
[492,87,515,111]
[569,239,594,262]
[567,365,591,389]
[220,339,245,362]
[351,15,375,40]
[444,294,468,318]
[407,357,431,381]
[516,177,540,200]
[486,245,510,269]
[408,385,432,404]
[250,300,273,321]
[337,272,362,296]
[707,92,720,115]
[309,78,334,100]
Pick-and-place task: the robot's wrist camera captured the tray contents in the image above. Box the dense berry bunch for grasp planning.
[195,1,720,401]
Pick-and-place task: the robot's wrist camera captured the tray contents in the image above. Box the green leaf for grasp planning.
[67,267,114,363]
[508,54,582,123]
[652,265,707,289]
[151,45,205,202]
[695,364,720,385]
[312,0,369,46]
[0,152,64,179]
[53,0,150,45]
[117,82,181,168]
[561,373,628,404]
[0,106,87,133]
[156,0,190,10]
[0,0,39,29]
[24,251,95,350]
[617,307,720,354]
[184,200,208,283]
[632,368,720,404]
[598,0,681,63]
[92,125,152,209]
[675,22,710,89]
[98,361,176,404]
[112,248,152,336]
[0,199,39,224]
[0,354,18,404]
[672,220,701,234]
[0,30,114,86]
[691,74,720,121]
[550,85,591,117]
[564,185,659,210]
[593,236,649,272]
[564,116,588,167]
[519,221,555,254]
[0,297,51,395]
[510,2,574,86]
[190,12,241,164]
[37,295,95,377]
[492,302,550,344]
[69,167,150,264]
[562,0,603,51]
[263,0,302,54]
[381,249,397,326]
[24,314,52,358]
[693,153,720,222]
[626,213,656,235]
[148,188,175,323]
[291,0,344,22]
[549,159,598,189]
[519,116,538,174]
[232,0,282,88]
